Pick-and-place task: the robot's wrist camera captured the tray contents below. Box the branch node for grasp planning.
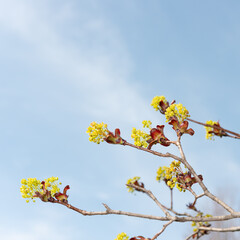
[102,203,111,212]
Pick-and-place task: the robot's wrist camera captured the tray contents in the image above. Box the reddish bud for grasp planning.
[63,185,70,195]
[54,185,70,203]
[169,117,194,137]
[208,122,227,138]
[105,128,125,145]
[147,125,170,149]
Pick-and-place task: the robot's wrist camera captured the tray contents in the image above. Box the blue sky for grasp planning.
[0,0,240,239]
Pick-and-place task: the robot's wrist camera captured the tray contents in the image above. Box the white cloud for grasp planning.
[1,2,218,240]
[0,0,157,126]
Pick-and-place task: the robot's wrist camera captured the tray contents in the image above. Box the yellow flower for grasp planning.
[131,126,151,148]
[165,103,190,123]
[126,176,140,193]
[156,166,165,181]
[20,177,61,203]
[114,232,129,240]
[151,96,167,111]
[86,122,109,144]
[156,161,186,191]
[142,120,152,129]
[205,120,218,140]
[176,183,183,192]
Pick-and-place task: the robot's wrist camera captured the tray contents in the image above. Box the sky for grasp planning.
[0,0,240,239]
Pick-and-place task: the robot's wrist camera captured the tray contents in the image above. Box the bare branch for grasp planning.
[187,187,198,198]
[185,230,206,240]
[198,226,240,232]
[151,220,174,240]
[191,193,206,207]
[185,232,197,240]
[50,199,240,223]
[127,183,192,217]
[126,183,171,217]
[176,139,235,214]
[124,141,182,162]
[53,199,167,220]
[164,207,192,217]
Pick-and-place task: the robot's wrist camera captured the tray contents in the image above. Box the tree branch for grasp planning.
[187,118,240,138]
[185,232,197,240]
[126,183,171,217]
[198,226,240,232]
[50,199,240,223]
[127,183,192,217]
[176,139,235,214]
[151,220,174,240]
[123,141,182,162]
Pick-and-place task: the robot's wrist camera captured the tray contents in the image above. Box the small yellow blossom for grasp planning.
[142,120,152,129]
[114,232,129,240]
[131,125,151,148]
[86,122,109,144]
[156,161,183,191]
[176,183,183,192]
[156,166,166,182]
[205,120,218,140]
[126,176,140,193]
[165,103,190,123]
[20,177,61,203]
[151,96,167,111]
[191,213,212,234]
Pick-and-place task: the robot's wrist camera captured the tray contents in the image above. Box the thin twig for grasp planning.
[176,139,235,214]
[198,226,240,232]
[127,183,171,217]
[187,187,197,198]
[124,142,182,162]
[170,189,173,210]
[53,199,167,220]
[50,199,240,222]
[185,231,198,240]
[151,220,174,240]
[224,134,240,139]
[163,206,192,217]
[125,138,236,214]
[187,118,240,138]
[128,183,191,217]
[192,193,205,206]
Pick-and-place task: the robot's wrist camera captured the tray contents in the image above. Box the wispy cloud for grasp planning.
[0,0,156,126]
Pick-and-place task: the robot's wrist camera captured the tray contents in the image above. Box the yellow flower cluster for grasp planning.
[20,177,61,203]
[126,176,140,193]
[205,120,217,140]
[156,161,183,191]
[20,178,41,202]
[45,177,61,196]
[165,103,190,123]
[142,120,152,129]
[86,122,109,144]
[131,120,151,148]
[114,232,129,240]
[151,96,167,111]
[131,128,151,148]
[191,213,212,232]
